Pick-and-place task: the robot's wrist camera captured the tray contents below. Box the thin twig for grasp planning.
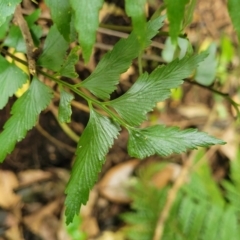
[184,79,229,97]
[48,103,80,143]
[1,48,239,115]
[36,124,76,153]
[94,42,164,62]
[99,23,187,38]
[153,154,193,240]
[97,27,165,49]
[184,79,240,117]
[153,106,220,240]
[14,5,37,75]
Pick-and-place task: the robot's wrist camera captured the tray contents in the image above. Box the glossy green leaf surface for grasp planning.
[0,55,28,109]
[0,77,53,162]
[58,89,74,123]
[70,0,104,63]
[25,9,42,46]
[65,109,120,224]
[0,0,21,26]
[109,53,206,126]
[79,16,164,99]
[45,0,72,41]
[128,125,225,159]
[37,25,68,71]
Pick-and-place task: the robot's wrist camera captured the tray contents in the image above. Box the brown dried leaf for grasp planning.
[98,160,139,203]
[151,163,181,189]
[18,169,52,186]
[23,199,61,237]
[0,170,20,209]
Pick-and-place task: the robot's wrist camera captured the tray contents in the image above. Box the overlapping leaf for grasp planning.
[125,0,147,49]
[128,125,225,159]
[0,56,28,109]
[109,53,206,126]
[165,0,189,42]
[58,89,74,123]
[70,0,104,62]
[45,0,72,41]
[65,109,120,224]
[0,0,21,26]
[195,43,217,86]
[0,77,53,162]
[4,25,26,52]
[25,9,42,46]
[228,0,240,41]
[59,46,80,78]
[79,16,164,99]
[4,10,42,51]
[37,25,68,72]
[0,16,11,39]
[183,0,197,28]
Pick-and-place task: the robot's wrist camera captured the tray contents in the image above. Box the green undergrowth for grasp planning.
[1,0,239,225]
[122,149,240,240]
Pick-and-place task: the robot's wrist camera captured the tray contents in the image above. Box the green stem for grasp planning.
[138,54,143,75]
[39,70,131,128]
[184,79,240,117]
[184,79,229,97]
[1,47,131,127]
[2,47,239,125]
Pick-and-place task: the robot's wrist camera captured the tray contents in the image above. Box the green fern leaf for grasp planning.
[0,77,53,162]
[45,0,72,41]
[217,206,239,240]
[58,89,74,123]
[37,25,68,71]
[109,54,206,126]
[0,15,11,39]
[0,56,28,109]
[79,16,164,99]
[125,0,147,49]
[228,0,240,40]
[128,125,225,159]
[4,25,26,53]
[4,10,42,50]
[0,0,21,26]
[70,0,104,63]
[65,109,120,224]
[165,0,189,42]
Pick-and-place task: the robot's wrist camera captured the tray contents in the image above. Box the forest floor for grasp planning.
[0,0,239,239]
